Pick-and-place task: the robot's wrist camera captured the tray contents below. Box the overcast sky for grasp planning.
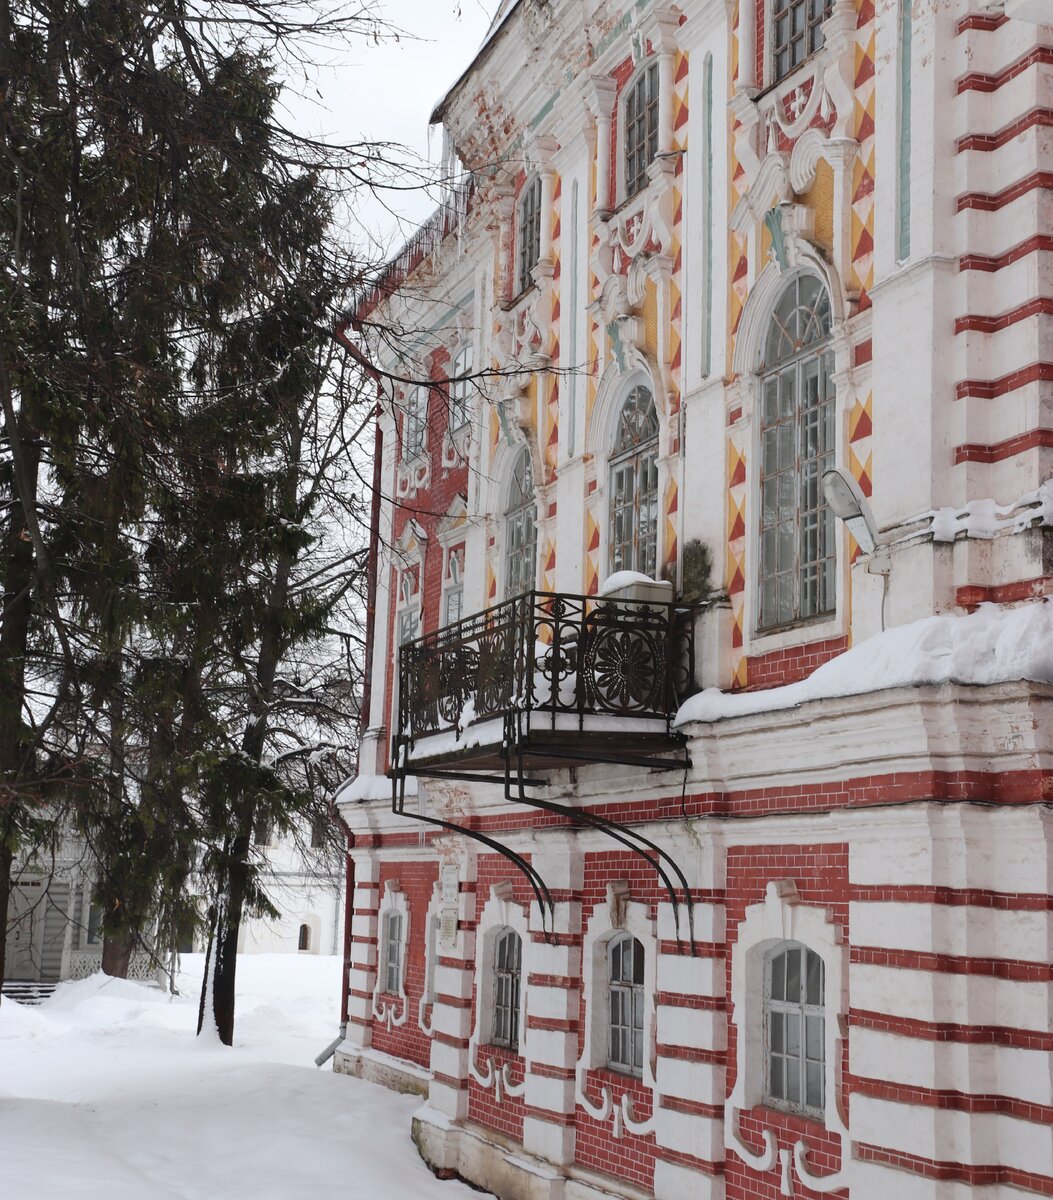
[280,1,498,254]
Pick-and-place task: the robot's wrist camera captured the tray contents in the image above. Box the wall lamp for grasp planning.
[822,467,880,555]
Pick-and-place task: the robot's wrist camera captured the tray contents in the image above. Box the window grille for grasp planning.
[758,274,835,631]
[608,933,645,1076]
[402,387,427,459]
[624,62,659,199]
[517,176,542,295]
[771,0,833,83]
[609,386,660,577]
[448,346,472,431]
[491,928,522,1049]
[765,942,825,1116]
[383,911,403,994]
[505,447,537,597]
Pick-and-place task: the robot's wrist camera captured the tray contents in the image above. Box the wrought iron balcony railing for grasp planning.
[393,589,695,778]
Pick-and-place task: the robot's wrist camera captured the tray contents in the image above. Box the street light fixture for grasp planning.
[822,467,879,554]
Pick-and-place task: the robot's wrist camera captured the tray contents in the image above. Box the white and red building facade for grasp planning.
[334,1,1053,1198]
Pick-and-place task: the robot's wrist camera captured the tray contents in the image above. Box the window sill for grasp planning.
[502,282,538,313]
[749,610,842,654]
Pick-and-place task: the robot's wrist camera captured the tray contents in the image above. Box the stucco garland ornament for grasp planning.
[724,881,851,1195]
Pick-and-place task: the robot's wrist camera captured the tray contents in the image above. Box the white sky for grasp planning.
[280,0,498,256]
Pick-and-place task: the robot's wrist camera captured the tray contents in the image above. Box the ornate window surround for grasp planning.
[417,879,441,1038]
[725,880,850,1195]
[443,339,475,469]
[608,384,661,579]
[574,882,658,1140]
[468,882,529,1103]
[394,381,432,500]
[373,879,410,1033]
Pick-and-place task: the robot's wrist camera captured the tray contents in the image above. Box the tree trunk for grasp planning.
[101,926,136,978]
[0,836,12,1001]
[198,815,252,1045]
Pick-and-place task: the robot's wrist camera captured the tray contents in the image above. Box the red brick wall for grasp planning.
[724,845,850,1200]
[370,859,439,1069]
[741,637,849,692]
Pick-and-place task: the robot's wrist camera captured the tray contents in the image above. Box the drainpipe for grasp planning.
[322,317,384,1069]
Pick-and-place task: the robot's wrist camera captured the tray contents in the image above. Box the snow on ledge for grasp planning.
[598,570,658,595]
[335,773,416,803]
[674,600,1053,727]
[911,480,1053,544]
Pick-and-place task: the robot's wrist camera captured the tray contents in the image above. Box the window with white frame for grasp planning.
[402,386,428,460]
[517,176,542,295]
[609,385,660,577]
[382,910,404,994]
[491,927,522,1050]
[765,941,825,1116]
[608,932,645,1076]
[448,345,472,432]
[505,446,537,597]
[758,274,835,631]
[771,0,834,84]
[624,61,659,199]
[442,550,463,630]
[397,574,420,648]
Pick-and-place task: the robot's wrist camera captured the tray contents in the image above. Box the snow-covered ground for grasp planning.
[0,955,477,1199]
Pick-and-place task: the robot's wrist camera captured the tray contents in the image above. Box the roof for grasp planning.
[429,0,525,125]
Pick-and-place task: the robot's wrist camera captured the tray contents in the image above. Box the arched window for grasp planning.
[765,942,825,1116]
[402,386,428,460]
[609,386,660,577]
[382,911,403,994]
[491,928,522,1050]
[758,274,835,631]
[771,0,834,83]
[624,61,659,199]
[298,923,311,952]
[608,932,645,1076]
[504,446,537,597]
[517,176,542,295]
[448,345,472,432]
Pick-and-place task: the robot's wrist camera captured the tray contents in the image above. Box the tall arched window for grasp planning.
[623,61,659,199]
[491,928,522,1050]
[765,942,825,1116]
[609,386,659,578]
[758,274,835,631]
[504,446,537,597]
[517,176,542,295]
[607,932,645,1076]
[298,923,311,952]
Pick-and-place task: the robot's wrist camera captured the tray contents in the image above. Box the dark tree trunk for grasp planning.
[0,836,12,1000]
[200,819,252,1045]
[101,926,135,978]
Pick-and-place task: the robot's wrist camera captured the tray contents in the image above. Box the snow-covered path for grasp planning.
[0,956,477,1199]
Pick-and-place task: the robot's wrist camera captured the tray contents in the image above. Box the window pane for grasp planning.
[806,1014,823,1059]
[770,1010,784,1052]
[785,948,801,1002]
[785,1010,801,1057]
[806,1062,824,1110]
[770,1055,785,1099]
[806,950,823,1005]
[770,951,786,1001]
[784,1056,801,1105]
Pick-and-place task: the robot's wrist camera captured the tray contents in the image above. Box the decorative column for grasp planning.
[585,77,618,216]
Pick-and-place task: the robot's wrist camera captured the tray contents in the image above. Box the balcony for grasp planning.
[392,589,695,789]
